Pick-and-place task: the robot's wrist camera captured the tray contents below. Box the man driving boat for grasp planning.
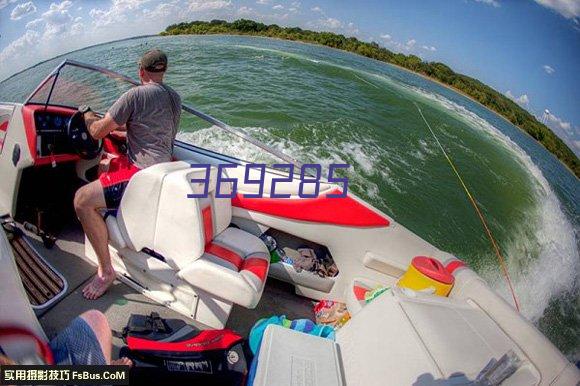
[73,49,181,300]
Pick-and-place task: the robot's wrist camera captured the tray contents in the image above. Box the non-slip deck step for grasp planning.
[9,235,67,309]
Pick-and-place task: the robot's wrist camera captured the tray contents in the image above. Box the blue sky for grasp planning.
[0,0,579,153]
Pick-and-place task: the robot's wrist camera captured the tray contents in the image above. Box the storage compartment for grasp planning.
[261,228,338,293]
[15,164,82,237]
[269,261,335,292]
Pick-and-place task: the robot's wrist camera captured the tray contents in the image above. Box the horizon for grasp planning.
[0,0,578,155]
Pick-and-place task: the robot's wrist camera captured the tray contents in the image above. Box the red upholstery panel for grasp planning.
[202,206,213,245]
[232,189,389,227]
[241,257,268,282]
[205,242,244,270]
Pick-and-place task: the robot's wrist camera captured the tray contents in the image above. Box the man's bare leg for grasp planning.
[74,181,115,299]
[80,310,132,366]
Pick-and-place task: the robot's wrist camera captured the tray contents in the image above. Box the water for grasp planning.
[1,35,578,359]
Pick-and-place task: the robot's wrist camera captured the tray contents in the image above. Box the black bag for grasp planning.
[119,313,248,385]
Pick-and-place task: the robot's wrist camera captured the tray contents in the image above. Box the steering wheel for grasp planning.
[67,111,102,159]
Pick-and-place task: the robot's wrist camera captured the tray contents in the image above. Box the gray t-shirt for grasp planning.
[108,83,181,169]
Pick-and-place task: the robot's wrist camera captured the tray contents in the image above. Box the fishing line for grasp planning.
[414,102,520,312]
[354,73,380,89]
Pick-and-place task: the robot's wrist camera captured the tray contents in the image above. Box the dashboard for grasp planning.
[33,111,75,158]
[35,112,71,133]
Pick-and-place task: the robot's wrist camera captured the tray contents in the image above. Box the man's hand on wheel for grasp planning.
[83,111,100,136]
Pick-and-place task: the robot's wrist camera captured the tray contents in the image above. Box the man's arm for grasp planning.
[84,112,119,140]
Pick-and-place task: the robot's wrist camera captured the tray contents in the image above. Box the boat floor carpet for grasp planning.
[7,233,67,311]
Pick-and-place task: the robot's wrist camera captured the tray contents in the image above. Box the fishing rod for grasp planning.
[414,102,520,312]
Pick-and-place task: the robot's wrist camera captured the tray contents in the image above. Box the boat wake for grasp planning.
[177,121,396,212]
[400,84,579,322]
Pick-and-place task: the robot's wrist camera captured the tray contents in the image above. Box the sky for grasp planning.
[0,0,579,154]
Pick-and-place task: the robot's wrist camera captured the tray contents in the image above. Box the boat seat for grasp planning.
[105,161,270,326]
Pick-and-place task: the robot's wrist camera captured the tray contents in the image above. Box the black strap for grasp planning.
[112,329,124,339]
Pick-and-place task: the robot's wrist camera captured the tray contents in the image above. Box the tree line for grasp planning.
[162,19,579,177]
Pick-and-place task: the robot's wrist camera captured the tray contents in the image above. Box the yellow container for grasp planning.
[398,256,454,297]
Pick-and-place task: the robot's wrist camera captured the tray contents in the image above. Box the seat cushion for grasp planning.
[178,227,270,308]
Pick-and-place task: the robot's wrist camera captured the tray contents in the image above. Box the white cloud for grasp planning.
[19,1,77,38]
[90,0,149,27]
[535,0,579,19]
[346,22,359,34]
[505,90,530,106]
[544,110,571,131]
[318,17,342,29]
[272,4,283,10]
[25,17,43,29]
[288,1,300,12]
[0,0,16,11]
[380,34,433,53]
[311,6,322,12]
[143,2,180,19]
[2,0,253,80]
[188,0,231,12]
[0,30,40,67]
[42,1,75,37]
[10,1,37,20]
[540,109,580,155]
[542,64,555,74]
[256,0,270,4]
[237,5,252,15]
[474,0,500,7]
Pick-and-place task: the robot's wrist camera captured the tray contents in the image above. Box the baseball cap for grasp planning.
[139,49,168,72]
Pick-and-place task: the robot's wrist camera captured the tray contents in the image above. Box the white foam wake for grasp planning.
[177,123,395,210]
[396,83,579,323]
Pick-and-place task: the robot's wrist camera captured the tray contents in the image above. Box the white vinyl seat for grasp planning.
[104,162,270,326]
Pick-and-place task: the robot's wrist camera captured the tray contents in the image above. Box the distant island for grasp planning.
[162,19,579,178]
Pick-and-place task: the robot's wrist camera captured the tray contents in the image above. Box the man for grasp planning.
[74,49,181,299]
[0,310,132,366]
[48,310,132,365]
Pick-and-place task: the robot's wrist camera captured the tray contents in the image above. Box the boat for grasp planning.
[0,59,577,385]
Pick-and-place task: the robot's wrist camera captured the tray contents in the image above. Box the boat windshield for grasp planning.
[26,62,135,113]
[25,60,302,167]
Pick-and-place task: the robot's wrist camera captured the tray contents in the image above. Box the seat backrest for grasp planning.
[118,162,232,269]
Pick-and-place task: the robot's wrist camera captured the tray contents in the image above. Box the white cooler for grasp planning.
[252,324,345,386]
